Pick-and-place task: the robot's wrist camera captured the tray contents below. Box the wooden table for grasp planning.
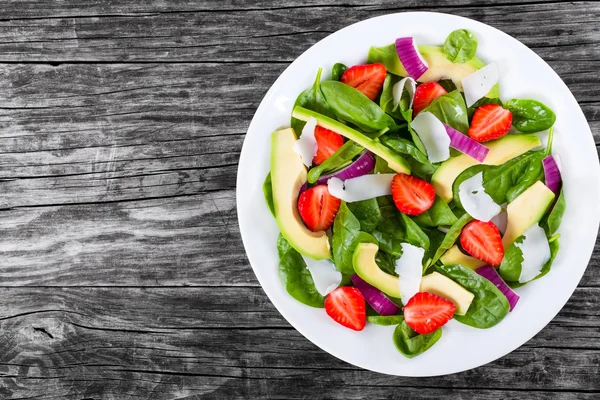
[0,1,598,398]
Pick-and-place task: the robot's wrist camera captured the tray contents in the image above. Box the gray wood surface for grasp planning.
[0,0,598,398]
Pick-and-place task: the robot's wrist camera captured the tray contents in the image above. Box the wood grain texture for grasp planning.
[0,0,597,398]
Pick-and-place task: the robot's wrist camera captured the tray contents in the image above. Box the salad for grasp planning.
[263,29,565,358]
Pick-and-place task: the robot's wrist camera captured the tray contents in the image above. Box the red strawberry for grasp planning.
[460,220,505,266]
[403,292,456,335]
[313,126,344,165]
[297,184,341,232]
[341,63,387,101]
[391,173,435,216]
[325,286,366,331]
[413,82,448,115]
[468,104,513,143]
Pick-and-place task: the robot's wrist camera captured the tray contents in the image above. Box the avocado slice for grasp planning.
[420,271,474,316]
[367,44,499,98]
[352,242,401,298]
[271,128,330,260]
[440,245,485,270]
[292,106,411,174]
[502,181,555,248]
[432,134,541,202]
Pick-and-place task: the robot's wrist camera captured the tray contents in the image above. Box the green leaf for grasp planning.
[499,234,560,287]
[331,63,348,81]
[393,318,442,358]
[423,228,447,270]
[291,68,337,134]
[430,213,473,266]
[399,213,430,251]
[412,196,458,227]
[443,29,478,64]
[332,202,378,275]
[367,44,405,76]
[368,315,404,326]
[437,79,458,93]
[436,264,509,329]
[504,99,556,133]
[277,234,325,308]
[380,134,431,166]
[263,173,275,217]
[422,90,469,134]
[375,250,399,276]
[371,204,405,257]
[347,198,382,233]
[307,140,364,184]
[380,74,405,120]
[545,188,565,237]
[321,80,399,132]
[374,154,396,174]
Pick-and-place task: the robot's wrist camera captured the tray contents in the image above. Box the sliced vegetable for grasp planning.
[445,124,489,162]
[542,154,562,195]
[328,173,395,203]
[395,37,428,80]
[351,274,400,316]
[462,63,499,107]
[325,286,366,331]
[316,151,376,185]
[410,111,451,163]
[475,265,520,312]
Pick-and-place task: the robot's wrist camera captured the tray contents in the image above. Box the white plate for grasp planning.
[236,12,600,376]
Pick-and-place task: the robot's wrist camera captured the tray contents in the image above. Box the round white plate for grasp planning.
[236,12,600,376]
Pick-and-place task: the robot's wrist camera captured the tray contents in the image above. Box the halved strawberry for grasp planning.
[403,292,456,334]
[460,220,505,266]
[341,63,387,101]
[391,173,435,216]
[325,286,366,331]
[468,104,513,143]
[297,184,341,232]
[313,126,344,165]
[413,82,447,115]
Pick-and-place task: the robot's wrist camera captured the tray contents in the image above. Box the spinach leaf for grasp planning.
[467,97,503,119]
[374,154,396,174]
[331,63,348,81]
[367,44,405,76]
[291,68,337,134]
[545,188,565,237]
[332,202,378,274]
[424,228,447,270]
[371,204,405,257]
[263,173,275,217]
[307,140,364,184]
[504,99,556,133]
[443,29,478,63]
[368,315,404,326]
[380,74,405,120]
[321,80,399,132]
[430,213,473,266]
[438,79,458,93]
[393,318,442,358]
[375,250,399,276]
[277,234,325,308]
[399,213,430,250]
[436,264,509,328]
[422,90,469,134]
[499,235,560,286]
[412,196,458,227]
[380,134,430,166]
[347,198,382,233]
[452,150,545,208]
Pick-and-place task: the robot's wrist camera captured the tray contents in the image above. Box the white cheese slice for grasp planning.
[458,172,501,222]
[327,173,395,203]
[394,243,425,305]
[392,77,416,112]
[303,256,342,296]
[292,117,318,167]
[516,224,551,283]
[410,111,451,163]
[462,63,499,107]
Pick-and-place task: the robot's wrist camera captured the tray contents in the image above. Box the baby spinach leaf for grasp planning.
[422,90,469,134]
[321,80,399,132]
[399,213,430,250]
[367,44,404,76]
[368,315,404,326]
[277,234,325,308]
[348,198,382,233]
[291,68,336,134]
[332,202,378,275]
[263,173,275,217]
[504,99,556,133]
[412,196,458,227]
[307,140,364,184]
[499,235,560,287]
[443,29,478,63]
[545,188,566,237]
[371,204,405,257]
[375,250,399,276]
[436,264,509,329]
[423,228,447,270]
[429,213,473,266]
[438,79,458,93]
[380,74,405,120]
[331,63,348,81]
[393,318,442,358]
[380,134,431,166]
[374,154,396,174]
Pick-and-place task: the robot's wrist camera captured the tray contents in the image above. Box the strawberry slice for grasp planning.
[391,173,435,216]
[297,184,341,232]
[341,63,387,101]
[460,220,505,266]
[403,292,456,334]
[468,104,513,143]
[313,126,344,165]
[413,82,447,115]
[325,286,366,331]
